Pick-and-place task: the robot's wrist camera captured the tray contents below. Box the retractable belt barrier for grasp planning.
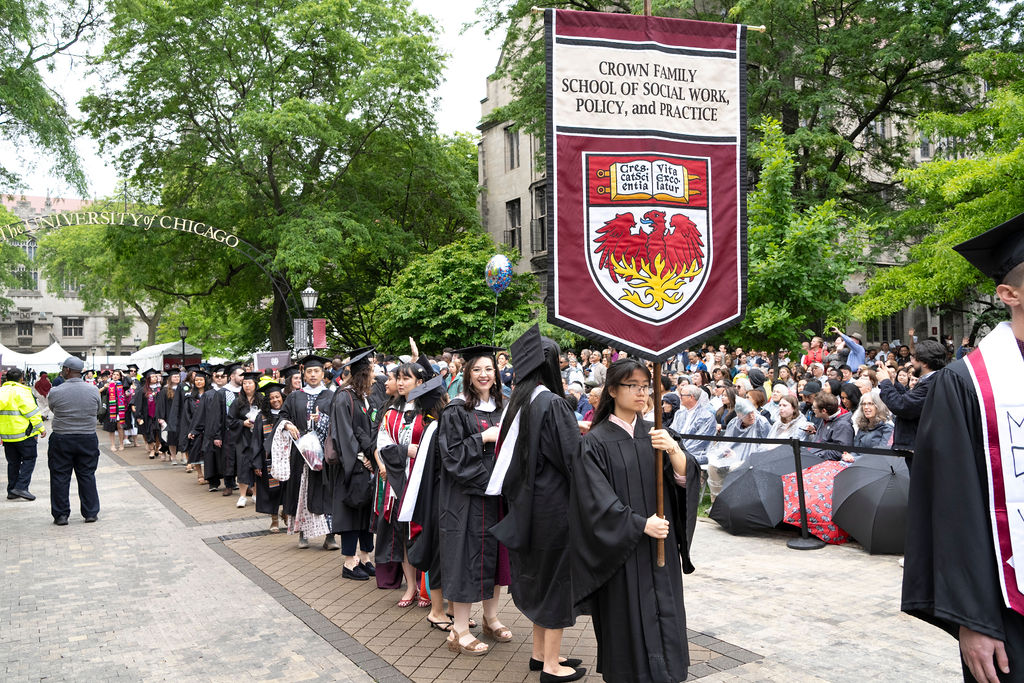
[671,431,909,550]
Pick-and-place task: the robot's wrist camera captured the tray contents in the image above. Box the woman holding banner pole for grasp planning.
[571,357,695,683]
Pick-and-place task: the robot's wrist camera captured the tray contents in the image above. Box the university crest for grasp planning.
[585,153,711,323]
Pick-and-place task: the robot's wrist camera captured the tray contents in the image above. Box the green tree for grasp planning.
[35,221,175,349]
[0,205,32,314]
[478,0,1021,214]
[79,0,474,350]
[850,51,1024,339]
[720,117,862,360]
[0,0,97,191]
[370,232,539,352]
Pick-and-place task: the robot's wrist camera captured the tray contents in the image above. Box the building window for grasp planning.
[505,126,520,170]
[62,317,84,337]
[919,133,931,159]
[531,186,547,253]
[478,142,486,183]
[504,199,521,250]
[872,311,904,345]
[17,322,33,337]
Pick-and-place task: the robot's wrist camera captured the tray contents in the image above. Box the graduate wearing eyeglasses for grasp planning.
[570,358,699,683]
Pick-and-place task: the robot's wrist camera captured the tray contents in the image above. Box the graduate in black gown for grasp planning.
[194,364,229,492]
[280,355,337,550]
[227,372,263,507]
[571,358,695,683]
[155,372,184,464]
[133,369,164,459]
[437,345,511,657]
[490,327,584,681]
[249,382,286,532]
[182,369,209,483]
[375,359,442,606]
[327,347,378,581]
[903,213,1024,683]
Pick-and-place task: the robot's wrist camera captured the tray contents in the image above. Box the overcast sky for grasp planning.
[6,1,501,201]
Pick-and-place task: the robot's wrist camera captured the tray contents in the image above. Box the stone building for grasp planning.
[0,194,148,360]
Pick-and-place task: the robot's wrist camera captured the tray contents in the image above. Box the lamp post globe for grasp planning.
[178,324,189,368]
[301,285,319,315]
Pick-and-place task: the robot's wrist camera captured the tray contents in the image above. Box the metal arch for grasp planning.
[0,212,307,320]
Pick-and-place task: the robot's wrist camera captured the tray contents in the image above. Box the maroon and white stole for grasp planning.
[966,321,1024,615]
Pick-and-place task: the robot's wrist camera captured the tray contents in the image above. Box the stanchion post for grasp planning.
[787,438,825,550]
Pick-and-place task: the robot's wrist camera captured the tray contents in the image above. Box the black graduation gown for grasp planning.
[280,387,334,517]
[196,389,226,481]
[572,418,691,683]
[902,360,1024,682]
[155,387,182,451]
[490,392,580,629]
[180,390,203,461]
[437,398,508,604]
[250,410,285,515]
[407,418,443,589]
[228,394,258,486]
[376,407,417,565]
[133,386,161,443]
[327,389,375,533]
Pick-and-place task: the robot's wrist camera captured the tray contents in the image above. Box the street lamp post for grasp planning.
[300,285,319,352]
[178,324,189,369]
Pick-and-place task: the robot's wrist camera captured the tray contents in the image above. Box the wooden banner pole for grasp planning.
[653,362,666,567]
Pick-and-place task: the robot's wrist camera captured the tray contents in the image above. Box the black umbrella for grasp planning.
[709,465,785,535]
[747,445,802,476]
[832,455,910,554]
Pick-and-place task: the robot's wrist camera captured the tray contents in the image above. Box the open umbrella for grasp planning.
[782,460,850,544]
[832,455,910,554]
[709,465,784,535]
[747,445,802,476]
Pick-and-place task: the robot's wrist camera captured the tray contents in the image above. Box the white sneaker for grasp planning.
[236,495,247,508]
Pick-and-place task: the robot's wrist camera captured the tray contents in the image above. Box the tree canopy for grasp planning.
[78,0,477,351]
[0,0,97,192]
[370,232,539,352]
[478,0,1022,215]
[850,51,1024,333]
[719,116,863,356]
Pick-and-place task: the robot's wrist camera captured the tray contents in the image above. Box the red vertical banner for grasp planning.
[312,318,328,349]
[546,9,747,360]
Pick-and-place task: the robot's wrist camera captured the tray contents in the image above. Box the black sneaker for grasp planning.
[10,489,35,501]
[360,561,376,577]
[342,564,370,581]
[53,515,69,526]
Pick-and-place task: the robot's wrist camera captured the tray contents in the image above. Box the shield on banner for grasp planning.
[586,154,711,323]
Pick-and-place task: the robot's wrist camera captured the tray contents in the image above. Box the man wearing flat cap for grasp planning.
[903,212,1024,682]
[46,356,103,525]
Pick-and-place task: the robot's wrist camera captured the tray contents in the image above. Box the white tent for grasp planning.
[129,341,203,370]
[1,341,76,372]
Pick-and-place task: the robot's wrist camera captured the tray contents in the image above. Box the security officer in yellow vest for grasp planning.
[1,367,46,501]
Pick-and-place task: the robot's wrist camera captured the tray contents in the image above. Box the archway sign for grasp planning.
[0,210,305,319]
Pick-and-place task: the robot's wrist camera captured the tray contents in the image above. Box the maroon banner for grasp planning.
[546,9,747,360]
[254,351,292,372]
[312,318,327,350]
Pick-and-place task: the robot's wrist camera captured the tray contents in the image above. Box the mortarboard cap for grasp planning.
[223,363,242,375]
[192,368,212,380]
[346,346,376,371]
[258,381,286,396]
[127,363,139,370]
[185,364,203,372]
[142,368,161,378]
[953,212,1024,284]
[98,369,111,377]
[454,345,503,367]
[241,371,262,382]
[209,364,226,374]
[280,364,301,379]
[297,354,330,369]
[408,374,445,402]
[509,324,544,378]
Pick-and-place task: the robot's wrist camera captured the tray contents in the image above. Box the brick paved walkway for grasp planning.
[1,430,963,682]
